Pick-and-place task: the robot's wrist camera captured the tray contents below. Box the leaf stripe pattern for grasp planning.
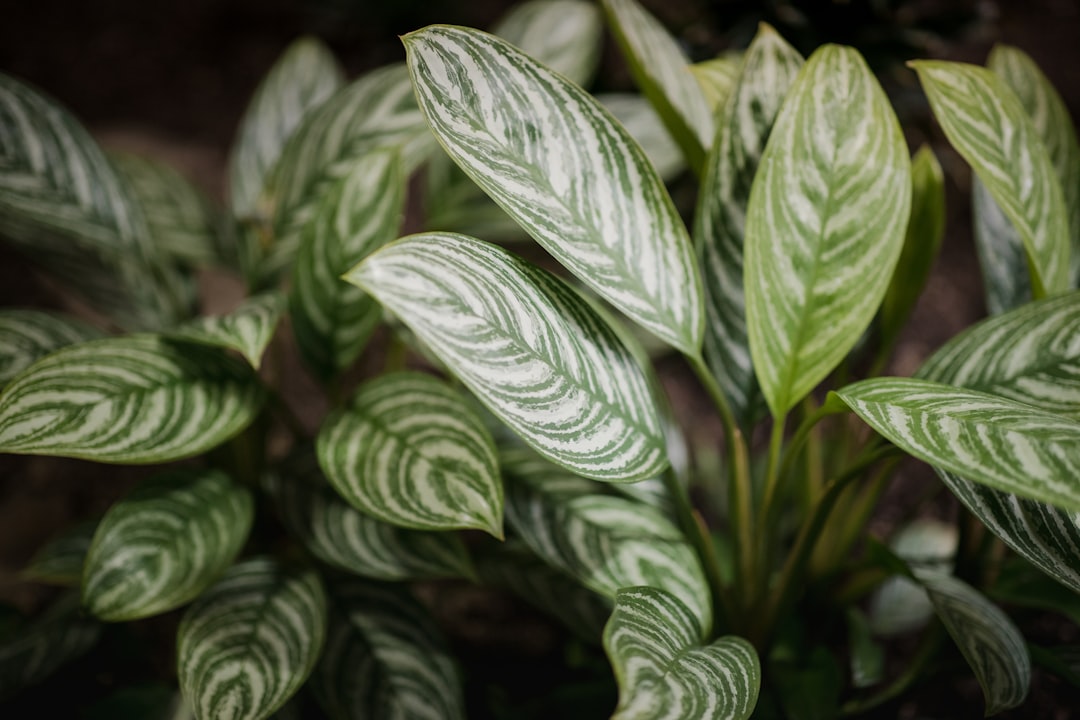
[745,45,910,417]
[177,558,327,720]
[598,93,686,181]
[168,292,285,370]
[912,60,1070,296]
[0,335,265,463]
[691,53,742,115]
[693,26,803,427]
[0,310,102,388]
[82,469,254,621]
[404,26,704,354]
[350,233,667,482]
[491,0,603,87]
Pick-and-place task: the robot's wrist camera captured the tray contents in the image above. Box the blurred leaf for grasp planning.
[168,292,285,369]
[492,0,603,87]
[21,518,98,586]
[0,309,102,389]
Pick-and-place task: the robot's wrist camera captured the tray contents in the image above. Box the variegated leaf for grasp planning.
[318,371,503,536]
[492,0,603,87]
[168,292,285,370]
[598,93,686,181]
[502,449,711,634]
[691,52,742,115]
[82,469,253,621]
[974,176,1030,314]
[0,309,102,388]
[229,36,343,219]
[918,573,1030,715]
[604,586,759,720]
[22,518,98,586]
[601,0,714,172]
[693,25,803,427]
[868,519,956,637]
[834,377,1080,511]
[177,558,327,720]
[312,579,464,720]
[746,45,910,417]
[423,152,526,241]
[912,60,1070,297]
[291,149,403,381]
[348,233,667,482]
[403,26,704,354]
[264,452,474,581]
[0,334,265,463]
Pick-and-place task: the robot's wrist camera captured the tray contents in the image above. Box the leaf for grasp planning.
[228,36,344,219]
[22,518,98,586]
[0,309,102,388]
[991,557,1080,627]
[403,26,704,354]
[290,149,403,381]
[318,371,503,536]
[604,586,759,720]
[168,292,285,369]
[348,233,668,482]
[846,609,883,688]
[746,45,911,417]
[693,24,804,427]
[690,53,742,115]
[600,0,714,172]
[0,334,265,463]
[311,579,464,720]
[492,0,603,87]
[918,573,1030,715]
[598,93,686,181]
[868,519,957,637]
[82,469,253,621]
[834,377,1080,511]
[264,451,474,581]
[911,60,1070,297]
[177,558,327,720]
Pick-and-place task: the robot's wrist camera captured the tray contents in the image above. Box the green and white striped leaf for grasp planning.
[229,36,343,220]
[177,558,327,720]
[82,469,253,621]
[918,573,1030,715]
[834,377,1080,511]
[693,25,803,427]
[168,292,285,369]
[318,371,503,536]
[746,45,911,417]
[502,449,711,634]
[264,452,474,581]
[604,586,759,720]
[22,518,98,586]
[912,60,1070,298]
[973,172,1030,314]
[312,579,464,720]
[0,334,265,463]
[291,149,403,381]
[868,518,957,637]
[598,93,686,181]
[349,233,667,482]
[601,0,714,172]
[492,0,602,87]
[403,26,704,354]
[691,53,742,115]
[0,309,102,388]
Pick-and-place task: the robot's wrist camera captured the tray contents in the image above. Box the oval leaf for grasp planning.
[0,334,265,463]
[82,469,253,621]
[168,292,285,369]
[403,25,703,354]
[691,52,742,115]
[492,0,602,87]
[22,518,98,586]
[0,310,102,389]
[177,558,327,720]
[348,233,667,482]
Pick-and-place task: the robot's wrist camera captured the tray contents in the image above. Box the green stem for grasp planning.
[840,624,942,716]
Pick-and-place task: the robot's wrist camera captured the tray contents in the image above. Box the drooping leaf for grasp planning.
[0,334,265,463]
[690,52,743,115]
[177,558,327,720]
[912,60,1070,298]
[168,292,285,369]
[492,0,603,87]
[600,0,714,172]
[290,149,403,381]
[833,377,1080,511]
[348,233,667,482]
[403,26,704,354]
[693,24,803,427]
[318,371,503,536]
[82,469,253,621]
[868,519,957,637]
[604,586,759,720]
[598,93,686,181]
[0,309,102,388]
[228,36,343,220]
[21,518,98,586]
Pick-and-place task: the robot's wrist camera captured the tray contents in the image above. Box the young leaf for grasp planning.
[177,558,327,720]
[868,519,957,637]
[834,377,1080,511]
[694,24,804,427]
[0,334,265,463]
[0,309,102,389]
[690,52,742,115]
[168,292,286,369]
[746,45,911,418]
[598,93,686,181]
[348,233,667,482]
[492,0,603,87]
[82,469,254,621]
[318,371,503,536]
[22,518,98,586]
[911,60,1070,297]
[403,26,704,355]
[604,586,759,720]
[600,0,714,172]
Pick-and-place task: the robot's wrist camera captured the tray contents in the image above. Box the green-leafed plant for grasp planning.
[1,0,1079,717]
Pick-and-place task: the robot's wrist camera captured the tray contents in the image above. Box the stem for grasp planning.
[840,625,943,716]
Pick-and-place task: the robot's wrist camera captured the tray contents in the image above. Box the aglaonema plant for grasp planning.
[1,0,1079,717]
